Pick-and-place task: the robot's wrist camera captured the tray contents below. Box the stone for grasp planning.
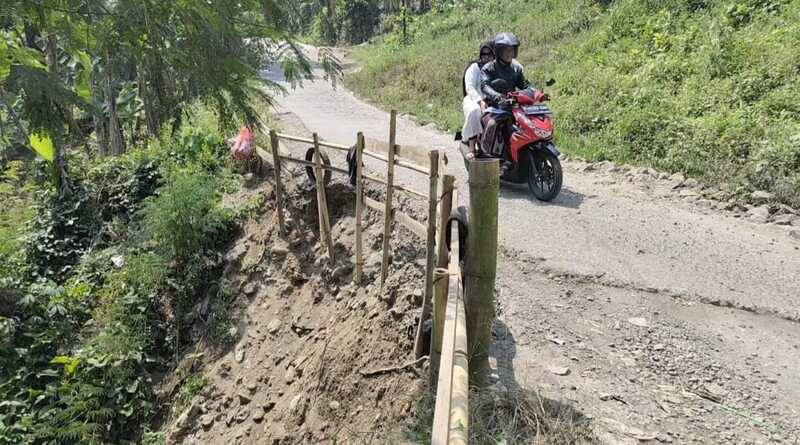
[328,401,341,411]
[628,317,650,328]
[252,409,265,422]
[237,392,252,405]
[679,189,699,198]
[669,172,686,185]
[653,343,665,351]
[263,400,276,412]
[751,190,774,203]
[550,366,571,376]
[235,348,245,363]
[267,319,282,335]
[243,282,257,295]
[201,414,214,429]
[332,264,352,279]
[683,178,699,188]
[771,214,797,226]
[791,230,800,241]
[748,205,770,223]
[284,366,296,384]
[272,245,289,256]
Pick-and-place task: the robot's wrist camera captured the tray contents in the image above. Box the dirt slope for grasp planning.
[166,113,432,444]
[259,46,800,444]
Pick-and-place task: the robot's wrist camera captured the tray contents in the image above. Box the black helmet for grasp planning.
[493,32,520,62]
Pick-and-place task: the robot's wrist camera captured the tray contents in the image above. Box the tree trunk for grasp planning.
[105,56,126,155]
[43,30,72,197]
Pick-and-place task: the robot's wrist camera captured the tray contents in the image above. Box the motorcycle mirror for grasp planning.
[545,78,556,87]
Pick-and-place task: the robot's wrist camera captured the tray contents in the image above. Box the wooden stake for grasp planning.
[414,150,439,359]
[436,175,455,269]
[430,267,449,383]
[380,110,397,286]
[312,133,335,264]
[354,133,365,284]
[269,130,286,236]
[464,158,499,385]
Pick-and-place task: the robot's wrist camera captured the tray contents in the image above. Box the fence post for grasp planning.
[380,110,398,286]
[354,133,365,283]
[436,175,455,269]
[269,130,286,236]
[413,150,439,359]
[312,133,335,264]
[464,158,499,385]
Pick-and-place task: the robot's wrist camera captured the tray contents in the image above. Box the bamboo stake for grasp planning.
[414,150,439,359]
[380,110,397,286]
[312,133,335,264]
[269,130,286,236]
[449,290,469,445]
[430,267,449,383]
[464,158,499,385]
[354,132,365,284]
[436,175,455,269]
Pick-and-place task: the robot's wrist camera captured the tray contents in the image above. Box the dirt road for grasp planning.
[261,48,800,444]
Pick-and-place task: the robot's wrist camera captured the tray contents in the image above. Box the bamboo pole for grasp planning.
[414,150,439,358]
[436,175,455,269]
[464,158,499,385]
[313,133,335,264]
[354,133,365,284]
[269,130,286,236]
[380,110,398,286]
[449,291,469,445]
[430,267,449,382]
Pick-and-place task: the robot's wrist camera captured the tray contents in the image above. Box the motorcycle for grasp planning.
[458,80,562,201]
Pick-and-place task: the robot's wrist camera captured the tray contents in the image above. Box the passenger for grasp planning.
[461,41,494,154]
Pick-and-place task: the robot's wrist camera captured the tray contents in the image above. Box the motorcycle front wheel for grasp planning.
[525,149,562,201]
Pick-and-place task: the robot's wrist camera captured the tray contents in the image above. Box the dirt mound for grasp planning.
[165,132,431,444]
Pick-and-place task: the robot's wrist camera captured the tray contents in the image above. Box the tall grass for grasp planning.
[346,0,800,205]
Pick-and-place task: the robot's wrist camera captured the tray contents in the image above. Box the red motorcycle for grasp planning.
[459,84,563,201]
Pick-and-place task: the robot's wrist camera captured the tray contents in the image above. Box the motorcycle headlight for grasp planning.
[534,128,552,139]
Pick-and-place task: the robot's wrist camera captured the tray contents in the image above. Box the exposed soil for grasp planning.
[165,113,433,444]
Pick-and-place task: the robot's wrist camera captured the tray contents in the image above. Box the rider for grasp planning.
[461,40,494,154]
[480,32,531,161]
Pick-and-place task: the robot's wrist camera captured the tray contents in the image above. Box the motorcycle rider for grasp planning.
[480,32,531,162]
[461,40,494,154]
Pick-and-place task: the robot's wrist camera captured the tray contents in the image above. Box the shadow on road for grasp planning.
[499,184,586,209]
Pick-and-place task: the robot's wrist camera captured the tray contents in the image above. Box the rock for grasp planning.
[252,409,265,422]
[751,190,774,204]
[549,366,571,376]
[679,189,699,198]
[263,400,276,412]
[243,282,257,295]
[659,172,671,180]
[332,264,352,279]
[748,205,770,223]
[225,242,248,263]
[235,348,245,363]
[235,408,249,423]
[267,319,282,335]
[200,414,214,429]
[791,230,800,241]
[367,252,382,269]
[228,326,238,338]
[284,366,296,384]
[272,245,289,256]
[289,394,306,424]
[771,214,797,226]
[628,317,650,328]
[237,392,252,405]
[653,343,665,351]
[683,178,699,188]
[247,382,258,392]
[111,254,125,268]
[669,172,685,186]
[328,401,341,411]
[547,336,566,346]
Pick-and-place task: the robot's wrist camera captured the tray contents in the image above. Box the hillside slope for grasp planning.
[346,0,800,206]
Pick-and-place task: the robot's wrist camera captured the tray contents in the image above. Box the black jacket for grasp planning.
[480,59,530,104]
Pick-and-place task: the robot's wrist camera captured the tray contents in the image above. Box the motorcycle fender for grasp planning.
[544,143,560,157]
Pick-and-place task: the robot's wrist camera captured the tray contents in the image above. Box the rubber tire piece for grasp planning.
[304,147,332,187]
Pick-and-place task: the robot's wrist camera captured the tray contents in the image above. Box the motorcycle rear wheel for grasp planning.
[526,149,562,201]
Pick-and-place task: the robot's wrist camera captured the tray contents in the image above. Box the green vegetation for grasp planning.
[346,0,800,206]
[0,1,338,440]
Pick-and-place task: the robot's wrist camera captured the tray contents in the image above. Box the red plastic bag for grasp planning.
[230,126,254,160]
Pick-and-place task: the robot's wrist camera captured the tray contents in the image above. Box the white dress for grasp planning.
[461,63,484,141]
